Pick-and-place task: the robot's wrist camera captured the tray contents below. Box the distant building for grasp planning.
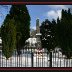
[30,18,41,38]
[30,29,36,38]
[36,18,40,33]
[25,18,42,49]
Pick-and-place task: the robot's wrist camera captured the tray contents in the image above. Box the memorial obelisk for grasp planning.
[36,18,42,49]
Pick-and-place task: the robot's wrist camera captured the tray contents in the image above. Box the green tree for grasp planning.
[55,8,72,58]
[1,15,16,59]
[9,5,30,55]
[40,19,57,51]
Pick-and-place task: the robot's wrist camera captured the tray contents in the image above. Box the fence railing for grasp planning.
[0,47,72,67]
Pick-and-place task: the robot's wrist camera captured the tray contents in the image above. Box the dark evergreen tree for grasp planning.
[40,19,57,51]
[1,15,16,59]
[9,5,30,55]
[55,8,72,58]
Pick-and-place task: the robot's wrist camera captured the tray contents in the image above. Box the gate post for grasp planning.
[31,52,33,67]
[49,49,52,67]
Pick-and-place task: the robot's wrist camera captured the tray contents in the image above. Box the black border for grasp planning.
[0,0,72,2]
[0,2,72,5]
[0,2,72,71]
[0,67,72,70]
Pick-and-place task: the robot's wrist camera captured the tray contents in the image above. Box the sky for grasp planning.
[0,5,72,30]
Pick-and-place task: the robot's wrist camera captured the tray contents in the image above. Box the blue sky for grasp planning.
[0,5,72,30]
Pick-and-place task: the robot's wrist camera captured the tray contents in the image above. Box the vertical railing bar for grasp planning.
[33,48,34,67]
[43,52,44,67]
[69,58,70,67]
[0,51,1,67]
[27,48,28,67]
[19,54,20,67]
[44,52,45,67]
[11,56,14,67]
[26,48,28,67]
[55,50,56,67]
[65,51,66,67]
[17,54,18,67]
[49,49,52,67]
[66,52,67,67]
[25,48,26,67]
[38,52,39,67]
[36,52,37,67]
[42,51,43,67]
[43,53,45,67]
[42,52,44,67]
[15,50,16,67]
[21,49,22,67]
[46,52,48,67]
[61,53,64,67]
[20,51,21,67]
[21,48,23,67]
[64,57,66,67]
[31,47,33,67]
[1,51,2,67]
[42,51,44,67]
[70,51,71,67]
[47,51,48,67]
[11,55,12,67]
[54,51,55,67]
[10,57,12,67]
[26,48,27,67]
[57,51,59,67]
[19,51,20,67]
[40,52,41,67]
[59,51,61,67]
[23,48,25,67]
[60,53,61,67]
[71,51,72,67]
[2,53,3,67]
[52,51,53,67]
[64,51,65,67]
[6,58,7,67]
[52,52,54,67]
[62,52,63,67]
[65,51,67,67]
[69,52,70,67]
[71,57,72,67]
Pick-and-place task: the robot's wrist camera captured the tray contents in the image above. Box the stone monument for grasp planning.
[36,18,42,49]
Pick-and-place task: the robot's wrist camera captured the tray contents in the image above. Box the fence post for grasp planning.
[49,49,52,67]
[31,52,33,67]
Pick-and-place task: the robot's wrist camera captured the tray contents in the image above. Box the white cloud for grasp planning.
[47,10,61,20]
[45,5,70,21]
[48,5,68,10]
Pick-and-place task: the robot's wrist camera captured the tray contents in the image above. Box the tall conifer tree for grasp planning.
[9,5,30,55]
[1,14,16,59]
[56,8,72,58]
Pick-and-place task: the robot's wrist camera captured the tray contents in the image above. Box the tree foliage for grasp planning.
[1,15,16,59]
[9,5,30,55]
[40,19,57,51]
[55,8,72,58]
[1,5,30,58]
